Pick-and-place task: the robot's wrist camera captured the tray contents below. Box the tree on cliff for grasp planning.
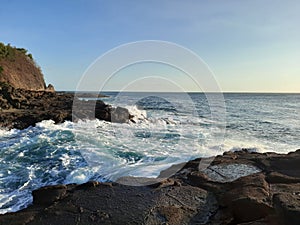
[0,42,47,90]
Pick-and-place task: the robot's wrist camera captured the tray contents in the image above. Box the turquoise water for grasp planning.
[0,92,299,213]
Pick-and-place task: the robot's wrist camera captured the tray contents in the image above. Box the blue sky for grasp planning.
[1,0,299,92]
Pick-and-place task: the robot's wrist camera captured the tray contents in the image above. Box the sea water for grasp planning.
[0,92,299,213]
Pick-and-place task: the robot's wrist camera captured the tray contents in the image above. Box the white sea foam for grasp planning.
[0,116,297,214]
[0,93,299,214]
[127,105,147,121]
[65,167,99,184]
[0,128,17,137]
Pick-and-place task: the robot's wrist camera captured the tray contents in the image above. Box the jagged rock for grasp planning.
[0,83,132,129]
[0,150,299,225]
[45,84,55,92]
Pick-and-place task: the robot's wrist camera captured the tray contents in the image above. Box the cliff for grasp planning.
[0,42,46,90]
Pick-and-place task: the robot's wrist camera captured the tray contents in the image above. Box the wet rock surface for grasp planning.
[0,83,132,129]
[0,149,299,225]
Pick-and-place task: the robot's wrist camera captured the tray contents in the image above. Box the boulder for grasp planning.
[45,84,55,92]
[111,106,132,123]
[0,83,132,129]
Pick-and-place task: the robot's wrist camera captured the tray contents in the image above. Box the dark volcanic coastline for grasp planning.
[0,42,132,129]
[0,85,299,224]
[0,43,299,225]
[0,83,132,130]
[0,149,299,225]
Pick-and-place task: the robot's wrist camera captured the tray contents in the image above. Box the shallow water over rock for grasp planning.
[204,163,261,183]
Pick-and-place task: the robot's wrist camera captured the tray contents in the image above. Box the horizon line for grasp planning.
[58,90,300,94]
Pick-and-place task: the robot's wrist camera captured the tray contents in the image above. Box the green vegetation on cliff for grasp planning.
[0,43,33,61]
[0,42,47,90]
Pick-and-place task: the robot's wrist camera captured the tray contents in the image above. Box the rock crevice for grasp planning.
[0,150,299,225]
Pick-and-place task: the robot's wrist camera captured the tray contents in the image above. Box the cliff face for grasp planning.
[0,42,46,90]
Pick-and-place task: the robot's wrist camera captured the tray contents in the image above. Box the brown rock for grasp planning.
[45,84,55,92]
[32,185,67,205]
[266,171,300,184]
[273,193,300,225]
[221,173,273,223]
[0,150,299,225]
[0,43,46,90]
[231,197,273,223]
[0,83,132,129]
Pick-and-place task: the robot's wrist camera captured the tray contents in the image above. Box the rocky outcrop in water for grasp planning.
[0,83,132,129]
[0,149,299,225]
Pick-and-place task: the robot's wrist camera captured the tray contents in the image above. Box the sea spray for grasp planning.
[0,93,299,214]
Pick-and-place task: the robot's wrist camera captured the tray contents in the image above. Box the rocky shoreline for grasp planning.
[0,84,299,224]
[0,149,299,225]
[0,83,132,130]
[1,42,298,224]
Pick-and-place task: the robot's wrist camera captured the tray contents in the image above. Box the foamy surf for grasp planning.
[0,93,299,214]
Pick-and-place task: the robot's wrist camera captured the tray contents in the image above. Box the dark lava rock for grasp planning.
[0,180,217,225]
[220,173,274,223]
[273,192,300,225]
[32,185,67,206]
[0,83,132,129]
[111,106,133,123]
[0,150,299,225]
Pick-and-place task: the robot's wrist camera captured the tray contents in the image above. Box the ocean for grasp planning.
[0,92,299,214]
